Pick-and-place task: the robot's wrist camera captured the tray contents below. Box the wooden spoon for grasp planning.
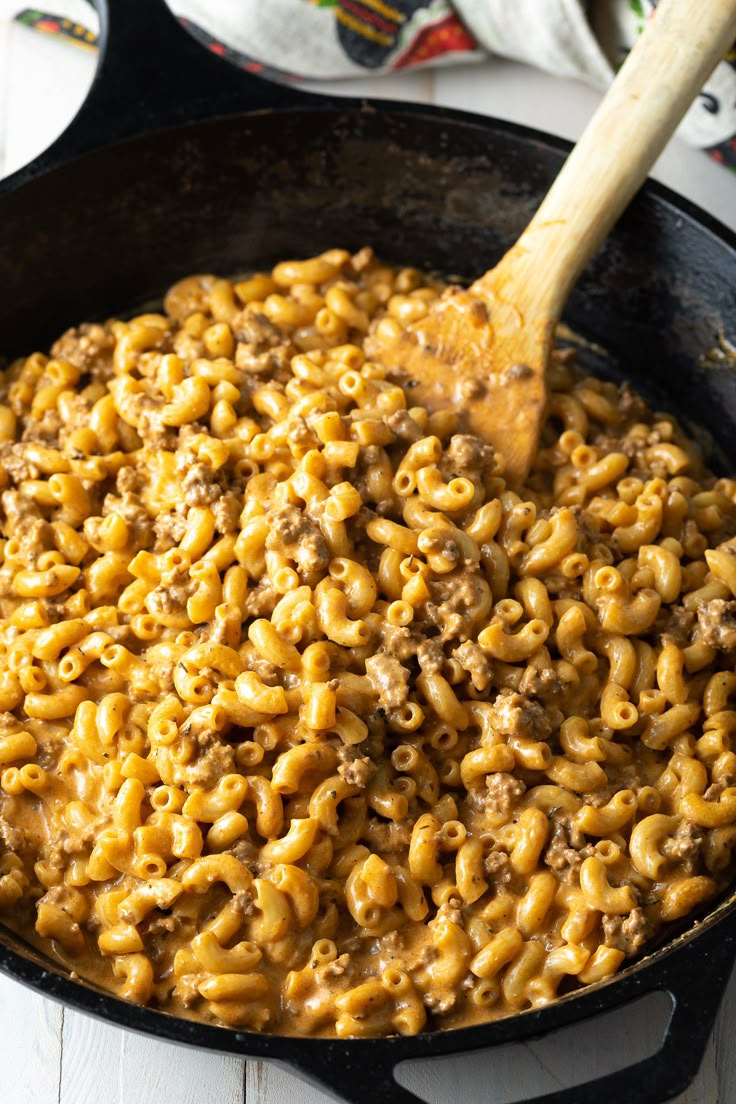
[371,0,736,486]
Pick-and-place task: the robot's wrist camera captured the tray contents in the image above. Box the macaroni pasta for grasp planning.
[0,247,735,1036]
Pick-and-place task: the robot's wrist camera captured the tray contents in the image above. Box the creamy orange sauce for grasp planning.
[0,248,735,1037]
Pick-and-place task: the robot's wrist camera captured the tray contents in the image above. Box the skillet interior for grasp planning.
[1,102,736,1099]
[1,104,735,454]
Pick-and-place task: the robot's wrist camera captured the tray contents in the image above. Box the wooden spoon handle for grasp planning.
[482,0,736,323]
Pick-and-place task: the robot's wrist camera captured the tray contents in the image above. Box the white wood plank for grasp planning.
[709,957,736,1103]
[2,0,96,180]
[675,1033,719,1104]
[58,1006,246,1104]
[0,4,12,178]
[432,61,736,234]
[0,972,63,1104]
[304,70,434,106]
[247,1059,331,1104]
[434,60,600,144]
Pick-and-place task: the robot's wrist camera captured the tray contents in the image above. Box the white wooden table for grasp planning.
[1,4,735,1101]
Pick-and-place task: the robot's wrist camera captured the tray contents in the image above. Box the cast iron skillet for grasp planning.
[1,2,736,1101]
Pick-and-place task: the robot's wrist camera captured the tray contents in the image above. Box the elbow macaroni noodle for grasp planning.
[0,247,735,1036]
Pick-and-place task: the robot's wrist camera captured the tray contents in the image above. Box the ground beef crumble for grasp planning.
[365,653,410,711]
[50,322,115,378]
[266,504,329,577]
[484,848,513,884]
[104,489,154,549]
[146,914,181,937]
[452,640,492,691]
[696,599,736,651]
[362,817,412,853]
[385,410,423,443]
[175,974,203,1007]
[603,908,649,956]
[481,772,526,819]
[544,820,594,880]
[704,780,728,802]
[416,638,445,675]
[441,434,495,480]
[381,624,419,663]
[661,605,695,648]
[661,819,704,875]
[517,664,562,699]
[182,462,224,507]
[242,582,279,618]
[427,566,490,641]
[337,745,377,789]
[0,815,25,853]
[486,689,552,742]
[185,741,235,788]
[153,509,189,551]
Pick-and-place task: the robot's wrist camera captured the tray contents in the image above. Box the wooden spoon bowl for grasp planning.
[372,0,736,486]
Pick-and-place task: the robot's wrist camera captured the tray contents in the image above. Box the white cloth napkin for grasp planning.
[170,0,736,164]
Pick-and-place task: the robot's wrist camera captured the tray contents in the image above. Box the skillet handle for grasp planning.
[278,1054,425,1104]
[15,0,315,180]
[283,913,736,1104]
[513,915,735,1104]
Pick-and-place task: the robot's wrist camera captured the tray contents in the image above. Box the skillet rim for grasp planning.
[0,98,735,1078]
[1,92,735,259]
[1,878,736,1059]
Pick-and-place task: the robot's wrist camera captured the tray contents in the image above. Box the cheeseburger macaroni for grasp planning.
[0,247,735,1036]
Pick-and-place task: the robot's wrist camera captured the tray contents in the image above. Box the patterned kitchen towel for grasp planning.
[15,1,736,169]
[170,0,736,170]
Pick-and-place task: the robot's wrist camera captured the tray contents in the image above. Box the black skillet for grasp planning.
[1,1,736,1101]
